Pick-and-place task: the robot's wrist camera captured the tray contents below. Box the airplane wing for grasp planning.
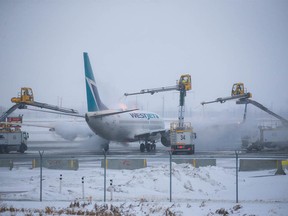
[26,108,85,118]
[87,108,139,118]
[28,107,139,118]
[134,128,167,139]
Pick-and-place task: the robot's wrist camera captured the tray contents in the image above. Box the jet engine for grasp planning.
[161,131,171,147]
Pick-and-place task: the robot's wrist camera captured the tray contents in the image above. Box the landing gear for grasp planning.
[145,143,151,152]
[140,143,145,152]
[139,140,156,153]
[101,143,109,152]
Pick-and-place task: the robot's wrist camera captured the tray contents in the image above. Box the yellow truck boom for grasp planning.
[0,87,78,122]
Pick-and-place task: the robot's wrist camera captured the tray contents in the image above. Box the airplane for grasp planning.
[83,52,170,152]
[1,52,171,152]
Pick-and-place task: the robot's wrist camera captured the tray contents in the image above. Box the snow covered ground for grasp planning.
[0,158,287,215]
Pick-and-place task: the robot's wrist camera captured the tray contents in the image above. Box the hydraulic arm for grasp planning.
[0,103,23,122]
[0,87,78,122]
[201,83,288,125]
[201,83,252,105]
[237,99,288,126]
[124,85,178,96]
[124,74,191,126]
[201,93,251,105]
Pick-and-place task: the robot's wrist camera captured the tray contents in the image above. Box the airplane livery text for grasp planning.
[129,113,159,120]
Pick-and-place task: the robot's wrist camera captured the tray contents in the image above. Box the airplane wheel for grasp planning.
[140,143,145,152]
[146,143,151,152]
[104,144,109,152]
[151,143,156,151]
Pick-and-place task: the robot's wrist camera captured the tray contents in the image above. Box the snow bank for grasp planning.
[0,161,287,215]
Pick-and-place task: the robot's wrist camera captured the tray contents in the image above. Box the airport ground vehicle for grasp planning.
[0,116,29,154]
[242,123,288,152]
[202,83,288,151]
[0,88,80,153]
[125,74,197,154]
[170,121,196,154]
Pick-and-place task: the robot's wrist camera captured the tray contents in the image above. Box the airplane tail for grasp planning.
[83,52,108,112]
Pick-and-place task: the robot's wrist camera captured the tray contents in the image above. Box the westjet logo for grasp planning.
[129,113,159,120]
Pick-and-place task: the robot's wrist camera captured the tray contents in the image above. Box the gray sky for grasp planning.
[0,0,288,116]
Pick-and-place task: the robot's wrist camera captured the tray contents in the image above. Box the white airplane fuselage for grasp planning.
[85,110,165,142]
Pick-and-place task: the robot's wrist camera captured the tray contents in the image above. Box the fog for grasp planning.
[0,0,287,112]
[188,110,259,151]
[1,0,288,150]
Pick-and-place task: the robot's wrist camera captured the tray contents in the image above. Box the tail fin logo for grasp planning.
[84,52,107,112]
[86,77,100,111]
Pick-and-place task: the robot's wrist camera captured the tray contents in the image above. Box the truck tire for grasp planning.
[191,145,195,154]
[19,144,27,153]
[4,146,10,154]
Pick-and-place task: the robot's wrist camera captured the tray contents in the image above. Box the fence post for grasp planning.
[82,177,85,199]
[59,174,62,194]
[235,151,239,203]
[169,151,172,202]
[109,179,114,201]
[39,151,44,202]
[103,149,107,202]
